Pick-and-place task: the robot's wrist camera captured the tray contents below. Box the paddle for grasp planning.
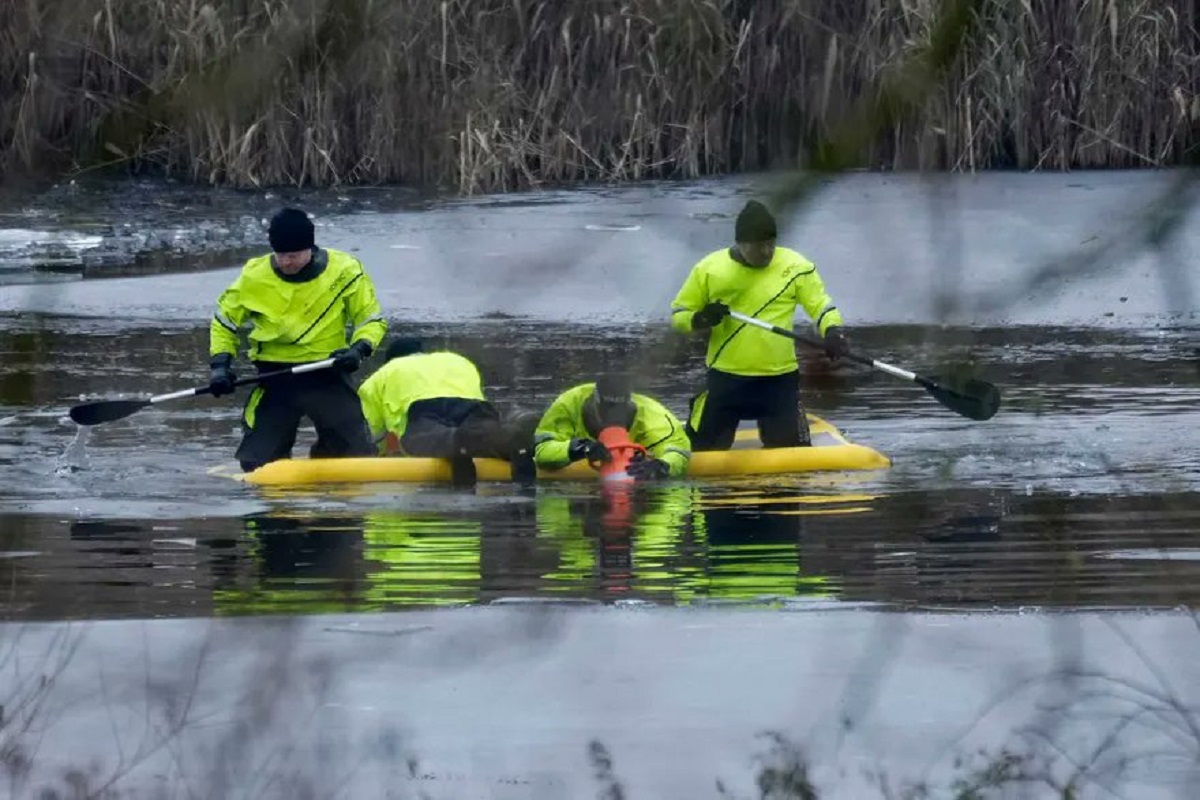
[68,358,338,426]
[728,310,1001,421]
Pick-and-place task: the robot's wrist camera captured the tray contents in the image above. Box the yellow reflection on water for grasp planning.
[534,483,880,604]
[213,480,883,613]
[360,512,482,609]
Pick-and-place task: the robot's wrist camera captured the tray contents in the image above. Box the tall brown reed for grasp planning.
[1,0,1197,192]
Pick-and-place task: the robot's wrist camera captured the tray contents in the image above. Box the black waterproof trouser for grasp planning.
[237,363,374,472]
[686,368,812,451]
[399,398,509,459]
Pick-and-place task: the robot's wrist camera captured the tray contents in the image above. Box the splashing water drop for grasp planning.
[55,425,92,475]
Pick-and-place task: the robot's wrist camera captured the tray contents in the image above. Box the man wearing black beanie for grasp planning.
[207,207,387,471]
[669,200,849,450]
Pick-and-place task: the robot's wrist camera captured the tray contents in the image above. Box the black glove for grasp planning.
[567,438,610,464]
[823,326,850,360]
[625,457,671,481]
[331,340,373,373]
[208,353,237,397]
[691,301,730,330]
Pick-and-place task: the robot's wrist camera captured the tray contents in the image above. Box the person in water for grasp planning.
[532,374,692,480]
[208,208,386,471]
[669,200,849,451]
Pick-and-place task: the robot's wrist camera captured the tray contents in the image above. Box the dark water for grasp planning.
[0,172,1197,621]
[0,175,1198,800]
[1,317,1197,620]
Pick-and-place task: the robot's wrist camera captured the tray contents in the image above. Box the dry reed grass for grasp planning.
[1,0,1197,192]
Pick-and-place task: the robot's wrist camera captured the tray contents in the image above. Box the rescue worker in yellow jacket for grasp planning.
[208,208,386,471]
[357,337,509,461]
[670,200,849,451]
[533,375,692,480]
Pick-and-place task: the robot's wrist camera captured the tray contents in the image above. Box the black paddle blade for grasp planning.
[69,399,151,426]
[920,376,1001,421]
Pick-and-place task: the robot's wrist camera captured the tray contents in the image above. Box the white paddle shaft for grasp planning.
[727,310,917,381]
[149,358,338,404]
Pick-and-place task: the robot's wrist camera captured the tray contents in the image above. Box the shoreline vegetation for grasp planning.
[2,0,1198,193]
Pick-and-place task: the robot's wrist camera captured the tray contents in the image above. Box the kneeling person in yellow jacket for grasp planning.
[208,208,386,472]
[357,338,509,460]
[670,200,850,451]
[533,375,692,480]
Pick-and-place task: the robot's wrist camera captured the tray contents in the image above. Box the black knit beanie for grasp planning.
[734,200,777,242]
[385,337,424,361]
[268,208,315,253]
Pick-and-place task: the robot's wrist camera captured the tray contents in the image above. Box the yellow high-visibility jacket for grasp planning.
[533,383,692,477]
[670,246,843,376]
[210,247,386,363]
[357,352,487,452]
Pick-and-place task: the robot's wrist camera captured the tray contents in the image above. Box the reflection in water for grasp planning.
[534,486,695,600]
[214,503,535,614]
[539,483,849,604]
[700,497,833,603]
[212,506,546,614]
[205,486,878,614]
[361,512,481,608]
[69,519,145,539]
[5,487,1200,619]
[212,514,366,615]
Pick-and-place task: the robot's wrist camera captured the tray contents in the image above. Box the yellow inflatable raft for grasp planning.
[218,415,889,487]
